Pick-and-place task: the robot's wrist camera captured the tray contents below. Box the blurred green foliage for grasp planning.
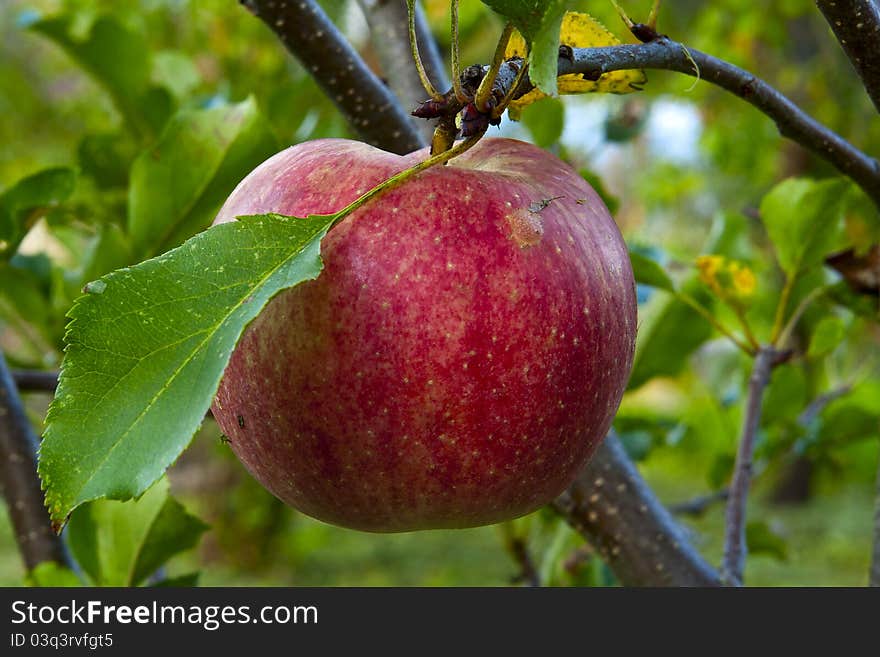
[0,0,877,586]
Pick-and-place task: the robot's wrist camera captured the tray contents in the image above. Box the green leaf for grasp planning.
[151,572,201,587]
[25,562,82,587]
[31,14,172,139]
[807,315,846,359]
[628,291,713,390]
[0,168,76,259]
[39,212,335,526]
[78,132,137,189]
[629,250,675,292]
[480,1,569,95]
[130,495,208,586]
[0,262,55,364]
[527,3,568,97]
[745,520,788,561]
[66,477,206,586]
[128,97,279,257]
[760,177,849,278]
[521,97,564,147]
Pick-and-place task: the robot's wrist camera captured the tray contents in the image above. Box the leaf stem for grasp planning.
[677,293,756,356]
[450,0,468,103]
[734,308,760,352]
[328,131,487,230]
[405,0,444,102]
[775,285,827,349]
[474,22,515,113]
[770,274,796,345]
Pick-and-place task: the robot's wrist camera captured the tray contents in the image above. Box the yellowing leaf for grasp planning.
[696,255,756,308]
[506,11,646,112]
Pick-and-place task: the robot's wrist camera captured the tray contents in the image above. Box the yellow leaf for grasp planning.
[505,11,647,113]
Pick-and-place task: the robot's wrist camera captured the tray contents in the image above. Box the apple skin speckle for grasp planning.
[211,137,637,532]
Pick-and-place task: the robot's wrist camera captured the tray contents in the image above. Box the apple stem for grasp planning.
[405,0,444,102]
[474,22,515,114]
[327,130,487,231]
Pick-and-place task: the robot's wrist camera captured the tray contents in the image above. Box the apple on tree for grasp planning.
[211,137,637,532]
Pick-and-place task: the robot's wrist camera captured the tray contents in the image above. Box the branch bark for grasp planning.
[0,351,69,570]
[240,0,424,154]
[816,0,880,112]
[11,370,58,394]
[721,347,778,586]
[553,433,722,586]
[356,0,449,144]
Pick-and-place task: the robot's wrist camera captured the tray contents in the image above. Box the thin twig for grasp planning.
[0,351,70,570]
[670,489,729,517]
[721,346,779,586]
[553,431,722,586]
[499,522,541,587]
[11,370,58,393]
[240,0,424,154]
[816,0,880,113]
[797,384,854,426]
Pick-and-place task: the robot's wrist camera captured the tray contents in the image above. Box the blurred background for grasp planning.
[1,0,878,586]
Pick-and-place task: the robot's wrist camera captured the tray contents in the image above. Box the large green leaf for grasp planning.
[66,477,207,586]
[0,262,56,365]
[128,97,279,257]
[31,14,172,139]
[629,250,675,292]
[39,212,337,526]
[480,0,570,95]
[26,562,82,587]
[628,290,714,390]
[0,168,76,260]
[760,177,849,278]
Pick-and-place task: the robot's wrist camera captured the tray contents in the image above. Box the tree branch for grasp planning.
[553,432,722,586]
[0,351,69,570]
[356,0,449,143]
[240,0,424,154]
[721,347,779,586]
[554,40,880,209]
[669,489,729,517]
[816,0,880,112]
[11,370,58,394]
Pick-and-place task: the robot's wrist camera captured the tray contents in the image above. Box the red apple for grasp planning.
[211,137,636,531]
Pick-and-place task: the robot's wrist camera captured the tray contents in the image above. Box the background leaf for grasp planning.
[39,212,336,526]
[31,14,172,139]
[807,315,846,359]
[128,96,279,258]
[629,250,675,292]
[25,562,82,587]
[760,177,850,278]
[0,167,76,259]
[628,290,714,389]
[66,477,206,586]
